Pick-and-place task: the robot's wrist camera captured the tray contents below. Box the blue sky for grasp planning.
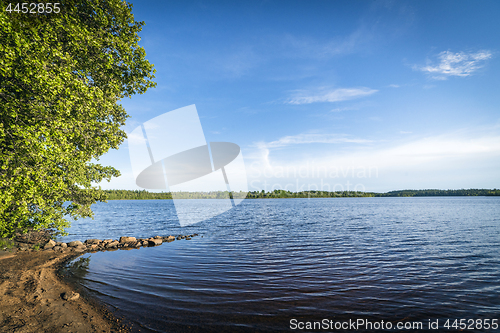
[98,0,500,192]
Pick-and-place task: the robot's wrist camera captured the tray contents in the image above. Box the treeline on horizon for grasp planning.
[103,189,500,200]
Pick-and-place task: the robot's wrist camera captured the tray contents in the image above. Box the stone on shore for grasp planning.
[68,241,83,247]
[60,243,67,248]
[74,245,87,252]
[62,291,80,301]
[119,236,136,243]
[148,239,162,246]
[165,236,176,241]
[44,239,56,249]
[105,241,119,249]
[85,239,101,245]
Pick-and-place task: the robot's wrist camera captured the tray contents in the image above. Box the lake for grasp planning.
[61,197,500,332]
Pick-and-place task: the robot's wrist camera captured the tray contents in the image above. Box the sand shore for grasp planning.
[0,250,128,333]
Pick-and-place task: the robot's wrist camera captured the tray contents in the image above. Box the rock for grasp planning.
[62,291,80,301]
[88,244,98,251]
[103,239,113,244]
[68,241,83,247]
[60,243,68,248]
[176,236,182,240]
[185,237,191,240]
[85,239,101,245]
[44,239,56,249]
[119,236,136,243]
[135,242,141,248]
[74,245,87,252]
[154,235,162,239]
[53,246,63,252]
[148,239,162,246]
[105,241,119,248]
[165,236,176,241]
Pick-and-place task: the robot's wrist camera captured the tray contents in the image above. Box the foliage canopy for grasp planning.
[0,0,156,237]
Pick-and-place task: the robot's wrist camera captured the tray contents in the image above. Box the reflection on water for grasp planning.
[65,197,500,332]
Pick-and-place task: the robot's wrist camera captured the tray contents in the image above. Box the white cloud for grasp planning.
[245,128,500,191]
[288,87,378,104]
[418,50,492,79]
[257,133,373,149]
[330,106,358,113]
[282,28,364,59]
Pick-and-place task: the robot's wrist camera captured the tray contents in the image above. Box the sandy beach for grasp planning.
[0,250,128,333]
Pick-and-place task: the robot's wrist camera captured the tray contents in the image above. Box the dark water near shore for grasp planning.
[63,197,500,332]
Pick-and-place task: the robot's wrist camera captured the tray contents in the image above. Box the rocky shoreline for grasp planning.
[0,231,201,332]
[41,233,199,254]
[2,230,200,256]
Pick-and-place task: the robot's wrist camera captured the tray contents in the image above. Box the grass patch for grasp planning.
[0,238,15,251]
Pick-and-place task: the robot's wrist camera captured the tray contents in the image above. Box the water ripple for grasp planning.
[64,197,500,332]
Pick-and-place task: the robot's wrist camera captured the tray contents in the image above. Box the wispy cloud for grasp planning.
[330,106,358,113]
[287,87,378,105]
[282,28,365,59]
[245,128,500,191]
[417,50,492,80]
[256,133,373,149]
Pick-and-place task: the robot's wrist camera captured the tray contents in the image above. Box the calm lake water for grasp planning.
[62,197,500,332]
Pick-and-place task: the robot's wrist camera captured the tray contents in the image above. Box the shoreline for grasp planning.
[0,233,199,332]
[0,250,128,333]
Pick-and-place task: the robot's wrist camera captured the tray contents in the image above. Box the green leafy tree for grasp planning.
[0,0,156,237]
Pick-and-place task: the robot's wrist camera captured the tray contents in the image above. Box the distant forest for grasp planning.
[104,189,500,200]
